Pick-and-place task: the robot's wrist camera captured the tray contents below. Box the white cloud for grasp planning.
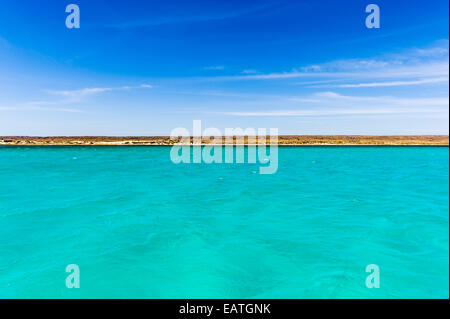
[207,42,449,86]
[409,42,449,58]
[0,105,83,113]
[289,91,449,107]
[301,65,322,72]
[311,77,448,88]
[218,91,449,117]
[47,87,113,98]
[46,84,153,102]
[222,61,448,81]
[204,66,225,70]
[3,84,155,113]
[106,3,277,29]
[222,108,447,117]
[241,69,259,74]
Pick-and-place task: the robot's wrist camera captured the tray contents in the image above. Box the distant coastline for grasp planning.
[1,136,448,146]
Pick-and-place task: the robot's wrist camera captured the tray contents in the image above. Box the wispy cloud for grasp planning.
[204,66,225,70]
[222,108,446,117]
[0,84,154,113]
[217,61,448,81]
[0,105,83,113]
[47,87,113,98]
[218,91,449,117]
[205,42,449,86]
[48,84,152,96]
[289,91,449,107]
[46,84,153,102]
[104,3,279,29]
[311,77,448,88]
[241,69,259,74]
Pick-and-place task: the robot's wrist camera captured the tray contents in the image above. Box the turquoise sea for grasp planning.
[0,146,448,298]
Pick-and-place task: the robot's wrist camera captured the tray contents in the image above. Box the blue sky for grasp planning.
[0,0,448,135]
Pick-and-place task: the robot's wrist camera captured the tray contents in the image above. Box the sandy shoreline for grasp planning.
[0,136,448,146]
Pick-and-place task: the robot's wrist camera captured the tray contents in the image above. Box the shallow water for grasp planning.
[0,146,448,298]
